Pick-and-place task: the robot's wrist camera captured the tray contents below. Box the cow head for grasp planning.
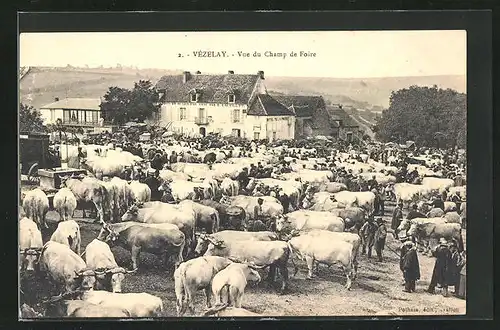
[121,205,139,222]
[94,267,135,293]
[407,223,419,238]
[73,269,97,291]
[20,247,43,272]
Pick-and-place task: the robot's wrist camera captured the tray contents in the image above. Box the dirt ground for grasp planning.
[20,200,466,317]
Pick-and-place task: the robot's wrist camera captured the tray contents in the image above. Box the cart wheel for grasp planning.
[28,163,40,184]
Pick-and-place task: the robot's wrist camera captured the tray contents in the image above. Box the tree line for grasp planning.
[373,85,466,149]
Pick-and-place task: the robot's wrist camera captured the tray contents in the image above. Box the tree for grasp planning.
[100,80,160,125]
[19,103,45,133]
[374,85,466,148]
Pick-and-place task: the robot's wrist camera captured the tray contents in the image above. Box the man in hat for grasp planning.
[400,235,420,293]
[378,186,386,216]
[374,217,387,262]
[360,216,377,258]
[448,239,465,296]
[391,201,404,239]
[427,237,453,296]
[144,168,162,201]
[407,204,426,220]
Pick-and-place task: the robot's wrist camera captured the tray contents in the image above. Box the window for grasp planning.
[92,111,99,123]
[228,94,235,103]
[254,132,260,140]
[232,109,241,123]
[70,110,77,122]
[179,108,187,120]
[232,129,241,137]
[190,93,198,102]
[63,110,70,123]
[50,110,55,122]
[273,132,277,140]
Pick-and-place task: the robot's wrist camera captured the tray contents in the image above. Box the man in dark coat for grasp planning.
[277,190,291,213]
[407,204,427,220]
[359,217,377,258]
[236,168,249,191]
[143,169,162,201]
[448,240,466,296]
[400,237,420,293]
[391,202,404,239]
[431,196,445,211]
[367,175,378,191]
[374,217,387,262]
[427,237,454,297]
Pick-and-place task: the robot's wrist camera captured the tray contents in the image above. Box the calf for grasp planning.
[287,231,355,290]
[81,290,163,317]
[98,221,185,270]
[174,256,232,316]
[19,217,43,272]
[50,220,81,255]
[22,188,49,229]
[39,241,96,293]
[203,237,289,293]
[129,180,151,204]
[53,188,78,222]
[84,238,135,293]
[211,263,262,308]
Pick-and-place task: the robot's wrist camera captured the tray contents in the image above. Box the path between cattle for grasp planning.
[30,202,466,317]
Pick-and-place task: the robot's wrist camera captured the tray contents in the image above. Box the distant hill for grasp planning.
[20,67,466,113]
[20,66,180,109]
[265,75,466,108]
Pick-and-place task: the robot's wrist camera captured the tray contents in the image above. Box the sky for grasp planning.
[19,31,466,78]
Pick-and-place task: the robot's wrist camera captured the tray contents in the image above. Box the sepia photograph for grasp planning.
[19,29,467,318]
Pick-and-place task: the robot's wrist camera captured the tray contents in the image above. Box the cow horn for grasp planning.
[246,262,267,270]
[94,269,106,276]
[126,268,137,274]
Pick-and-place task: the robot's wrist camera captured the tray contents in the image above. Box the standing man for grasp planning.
[391,201,404,239]
[359,216,377,258]
[427,237,453,297]
[449,240,465,296]
[378,186,386,215]
[374,217,387,262]
[400,235,420,293]
[143,168,162,201]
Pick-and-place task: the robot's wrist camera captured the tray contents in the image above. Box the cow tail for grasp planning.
[220,284,231,306]
[287,242,298,276]
[67,235,74,249]
[213,211,220,232]
[457,229,465,252]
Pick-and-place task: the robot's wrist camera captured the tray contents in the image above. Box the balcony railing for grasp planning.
[194,117,209,125]
[62,120,99,127]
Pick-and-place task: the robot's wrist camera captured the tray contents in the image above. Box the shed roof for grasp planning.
[156,72,260,105]
[327,106,359,128]
[272,95,326,118]
[40,98,101,111]
[247,94,295,116]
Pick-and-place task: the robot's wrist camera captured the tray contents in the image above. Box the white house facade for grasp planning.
[155,70,295,141]
[39,97,102,128]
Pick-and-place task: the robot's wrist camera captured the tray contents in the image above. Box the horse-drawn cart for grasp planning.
[19,132,60,184]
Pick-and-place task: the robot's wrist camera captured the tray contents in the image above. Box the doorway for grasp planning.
[199,127,206,137]
[232,129,241,137]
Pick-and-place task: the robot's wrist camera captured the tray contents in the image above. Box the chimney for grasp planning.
[257,71,265,80]
[228,70,234,74]
[195,70,201,74]
[54,97,59,102]
[182,71,191,83]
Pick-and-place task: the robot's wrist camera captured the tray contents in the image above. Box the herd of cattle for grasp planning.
[19,140,467,318]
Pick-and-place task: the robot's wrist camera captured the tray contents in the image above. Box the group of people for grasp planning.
[399,234,466,298]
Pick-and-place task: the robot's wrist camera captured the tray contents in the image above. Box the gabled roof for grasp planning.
[327,106,359,128]
[156,73,260,105]
[272,95,326,118]
[247,94,295,116]
[40,98,101,111]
